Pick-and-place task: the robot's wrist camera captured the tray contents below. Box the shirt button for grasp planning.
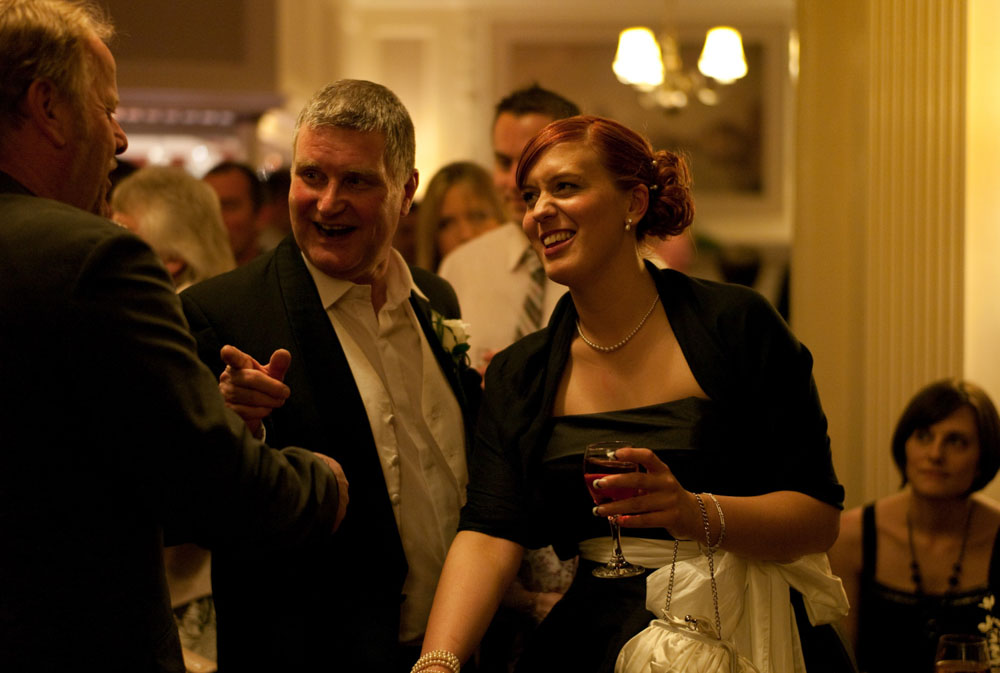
[390,455,399,467]
[391,493,401,505]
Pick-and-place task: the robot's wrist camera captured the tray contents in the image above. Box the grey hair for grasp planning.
[0,0,112,141]
[294,79,415,184]
[111,166,236,289]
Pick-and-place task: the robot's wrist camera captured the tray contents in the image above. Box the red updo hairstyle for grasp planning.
[515,115,695,239]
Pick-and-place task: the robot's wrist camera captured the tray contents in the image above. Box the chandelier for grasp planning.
[612,25,748,111]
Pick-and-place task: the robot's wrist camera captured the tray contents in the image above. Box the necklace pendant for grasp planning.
[906,502,973,596]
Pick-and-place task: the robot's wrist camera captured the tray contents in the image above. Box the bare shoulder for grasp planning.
[972,493,1000,536]
[973,493,1000,517]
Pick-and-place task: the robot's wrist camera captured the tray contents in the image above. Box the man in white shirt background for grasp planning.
[438,85,579,373]
[181,79,481,673]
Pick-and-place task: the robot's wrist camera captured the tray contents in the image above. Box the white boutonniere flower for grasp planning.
[431,311,471,367]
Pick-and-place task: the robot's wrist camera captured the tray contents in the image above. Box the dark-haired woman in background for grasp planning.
[411,115,851,673]
[830,379,1000,673]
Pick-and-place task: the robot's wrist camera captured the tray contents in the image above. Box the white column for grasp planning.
[796,0,967,506]
[965,0,1000,500]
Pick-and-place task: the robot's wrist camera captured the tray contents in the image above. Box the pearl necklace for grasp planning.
[576,295,661,354]
[907,501,973,595]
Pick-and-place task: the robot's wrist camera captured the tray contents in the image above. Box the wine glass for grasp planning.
[935,634,990,673]
[583,441,645,578]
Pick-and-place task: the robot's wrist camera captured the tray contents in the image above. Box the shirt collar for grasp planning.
[302,248,425,311]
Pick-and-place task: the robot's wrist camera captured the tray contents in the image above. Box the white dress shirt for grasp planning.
[438,222,566,370]
[303,249,467,645]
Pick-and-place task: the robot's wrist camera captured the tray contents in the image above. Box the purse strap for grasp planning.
[663,493,722,637]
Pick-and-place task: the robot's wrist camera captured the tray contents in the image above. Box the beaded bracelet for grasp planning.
[411,649,461,673]
[704,492,727,549]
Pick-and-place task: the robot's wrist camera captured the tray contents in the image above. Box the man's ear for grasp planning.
[23,79,72,148]
[400,169,419,215]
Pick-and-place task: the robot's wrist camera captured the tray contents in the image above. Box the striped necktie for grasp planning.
[515,248,546,339]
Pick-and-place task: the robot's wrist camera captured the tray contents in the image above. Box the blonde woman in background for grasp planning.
[112,165,236,291]
[416,161,503,271]
[111,165,237,666]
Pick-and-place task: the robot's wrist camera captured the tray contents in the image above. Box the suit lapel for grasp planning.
[271,240,383,481]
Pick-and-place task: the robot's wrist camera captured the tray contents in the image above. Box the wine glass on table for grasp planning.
[583,441,645,578]
[935,634,990,673]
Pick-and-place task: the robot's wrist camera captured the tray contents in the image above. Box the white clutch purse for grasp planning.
[616,494,759,673]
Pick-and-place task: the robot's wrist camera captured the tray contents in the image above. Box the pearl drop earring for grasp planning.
[625,218,632,232]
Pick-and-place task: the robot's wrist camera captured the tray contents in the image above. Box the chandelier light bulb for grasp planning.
[698,26,748,84]
[613,27,665,91]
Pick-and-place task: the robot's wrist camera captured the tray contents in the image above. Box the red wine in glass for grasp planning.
[583,441,645,578]
[585,457,641,504]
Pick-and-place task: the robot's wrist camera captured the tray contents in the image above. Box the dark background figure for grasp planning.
[257,166,292,252]
[203,160,264,266]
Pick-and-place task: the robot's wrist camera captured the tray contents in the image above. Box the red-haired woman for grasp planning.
[412,116,850,673]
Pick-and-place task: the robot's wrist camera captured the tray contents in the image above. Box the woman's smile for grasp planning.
[541,229,575,250]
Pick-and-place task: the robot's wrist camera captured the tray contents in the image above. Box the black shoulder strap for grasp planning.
[861,503,877,582]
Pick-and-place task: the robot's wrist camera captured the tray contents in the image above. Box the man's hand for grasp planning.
[312,452,349,532]
[218,345,291,437]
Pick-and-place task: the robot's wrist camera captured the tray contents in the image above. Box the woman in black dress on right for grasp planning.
[413,115,850,673]
[830,379,1000,673]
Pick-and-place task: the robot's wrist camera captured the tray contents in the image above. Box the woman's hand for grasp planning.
[591,447,702,541]
[590,448,840,560]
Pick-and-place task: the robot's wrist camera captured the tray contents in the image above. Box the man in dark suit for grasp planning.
[181,79,481,672]
[0,2,345,672]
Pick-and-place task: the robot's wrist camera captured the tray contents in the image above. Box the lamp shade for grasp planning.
[698,26,748,84]
[613,27,664,90]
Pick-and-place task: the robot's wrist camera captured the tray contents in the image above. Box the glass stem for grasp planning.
[607,514,627,566]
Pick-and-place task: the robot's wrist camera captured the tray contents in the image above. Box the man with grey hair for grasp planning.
[0,2,344,671]
[181,79,480,671]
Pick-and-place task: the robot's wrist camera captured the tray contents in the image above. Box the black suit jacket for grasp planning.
[181,236,481,672]
[0,173,339,673]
